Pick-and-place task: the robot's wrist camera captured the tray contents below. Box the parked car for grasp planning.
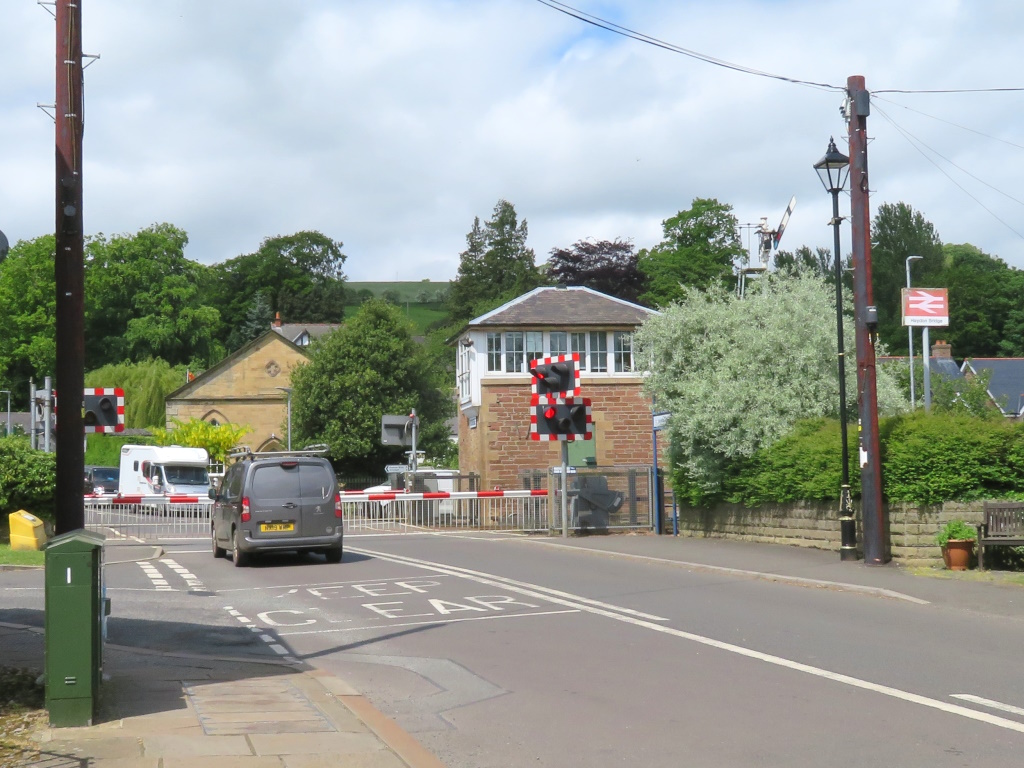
[84,465,120,496]
[210,448,342,566]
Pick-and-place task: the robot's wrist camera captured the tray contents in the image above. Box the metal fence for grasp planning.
[85,467,654,542]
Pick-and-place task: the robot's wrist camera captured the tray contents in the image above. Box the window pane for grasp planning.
[571,333,587,370]
[526,331,543,367]
[614,332,633,372]
[589,332,608,372]
[487,333,502,372]
[505,332,525,373]
[550,332,567,356]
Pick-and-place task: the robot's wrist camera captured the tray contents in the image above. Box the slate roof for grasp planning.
[469,286,656,328]
[272,323,339,345]
[962,358,1024,416]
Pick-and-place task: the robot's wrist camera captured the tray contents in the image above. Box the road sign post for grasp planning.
[902,288,949,412]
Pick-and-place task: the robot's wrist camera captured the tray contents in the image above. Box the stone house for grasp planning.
[453,286,660,490]
[164,330,311,452]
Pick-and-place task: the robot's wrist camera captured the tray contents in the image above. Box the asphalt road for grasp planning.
[4,530,1024,767]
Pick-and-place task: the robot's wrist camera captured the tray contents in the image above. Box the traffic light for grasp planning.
[530,396,592,441]
[83,388,124,433]
[530,353,580,398]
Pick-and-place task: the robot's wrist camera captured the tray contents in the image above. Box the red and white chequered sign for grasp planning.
[529,395,593,441]
[529,353,581,398]
[85,387,125,433]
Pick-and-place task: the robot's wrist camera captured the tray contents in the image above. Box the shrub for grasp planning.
[0,436,56,522]
[936,519,977,546]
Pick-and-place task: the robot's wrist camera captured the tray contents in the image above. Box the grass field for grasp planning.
[343,301,448,335]
[348,281,450,303]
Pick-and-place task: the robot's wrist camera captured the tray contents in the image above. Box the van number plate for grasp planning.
[261,522,294,532]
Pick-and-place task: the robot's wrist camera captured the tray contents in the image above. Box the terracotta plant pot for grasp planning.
[942,539,974,571]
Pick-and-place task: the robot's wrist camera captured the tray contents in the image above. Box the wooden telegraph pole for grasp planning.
[54,0,86,534]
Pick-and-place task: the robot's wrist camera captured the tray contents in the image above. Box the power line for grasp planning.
[532,0,842,92]
[873,104,1024,241]
[873,94,1024,152]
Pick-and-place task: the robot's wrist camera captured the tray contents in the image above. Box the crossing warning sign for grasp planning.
[902,288,948,327]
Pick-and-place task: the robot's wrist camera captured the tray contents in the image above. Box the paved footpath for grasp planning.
[1,620,444,768]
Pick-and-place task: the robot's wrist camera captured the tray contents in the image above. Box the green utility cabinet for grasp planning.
[44,529,108,727]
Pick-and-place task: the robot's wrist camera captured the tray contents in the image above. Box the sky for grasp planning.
[2,0,1024,283]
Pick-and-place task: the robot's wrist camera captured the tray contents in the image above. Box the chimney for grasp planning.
[273,312,282,328]
[932,339,952,359]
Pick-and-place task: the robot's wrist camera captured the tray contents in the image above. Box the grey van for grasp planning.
[210,450,342,566]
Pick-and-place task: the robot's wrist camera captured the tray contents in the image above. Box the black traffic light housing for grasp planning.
[530,395,592,441]
[530,353,580,398]
[83,388,124,433]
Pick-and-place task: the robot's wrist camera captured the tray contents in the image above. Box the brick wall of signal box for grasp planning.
[460,376,664,491]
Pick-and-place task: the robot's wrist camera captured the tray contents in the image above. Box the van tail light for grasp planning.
[241,496,251,523]
[334,492,342,519]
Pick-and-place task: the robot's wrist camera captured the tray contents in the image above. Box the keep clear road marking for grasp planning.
[349,546,1024,736]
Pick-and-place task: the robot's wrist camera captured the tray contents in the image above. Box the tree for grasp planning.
[869,202,943,350]
[209,231,347,334]
[289,299,453,475]
[636,198,745,307]
[84,223,223,368]
[152,418,250,464]
[226,293,274,352]
[447,200,541,324]
[85,359,193,428]
[634,271,906,498]
[0,235,57,404]
[774,245,837,281]
[931,243,1022,359]
[546,238,647,303]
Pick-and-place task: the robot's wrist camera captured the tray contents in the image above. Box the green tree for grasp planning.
[226,293,274,352]
[446,201,541,324]
[209,231,347,335]
[869,202,944,350]
[0,235,56,403]
[931,243,1022,359]
[635,271,905,499]
[546,238,647,304]
[84,223,222,368]
[152,418,250,463]
[637,198,744,307]
[289,299,453,474]
[774,245,838,281]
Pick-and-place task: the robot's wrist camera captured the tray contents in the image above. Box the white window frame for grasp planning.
[613,332,633,373]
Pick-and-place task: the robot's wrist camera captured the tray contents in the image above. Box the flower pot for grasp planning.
[942,539,974,571]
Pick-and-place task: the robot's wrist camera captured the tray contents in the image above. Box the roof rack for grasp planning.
[226,444,330,461]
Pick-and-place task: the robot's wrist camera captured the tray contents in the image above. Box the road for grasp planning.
[4,530,1024,767]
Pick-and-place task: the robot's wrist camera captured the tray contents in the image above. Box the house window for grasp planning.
[487,333,502,372]
[505,332,525,372]
[504,331,543,373]
[550,332,568,357]
[614,332,633,372]
[589,332,608,373]
[571,333,587,370]
[458,344,472,400]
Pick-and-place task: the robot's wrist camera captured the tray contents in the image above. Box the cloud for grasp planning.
[2,0,1023,282]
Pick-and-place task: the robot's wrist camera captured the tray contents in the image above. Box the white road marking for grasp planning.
[136,562,174,591]
[951,694,1024,718]
[221,605,296,663]
[350,546,1024,735]
[162,558,207,592]
[277,609,581,636]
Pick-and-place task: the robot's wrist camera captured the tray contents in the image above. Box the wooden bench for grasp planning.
[977,502,1024,569]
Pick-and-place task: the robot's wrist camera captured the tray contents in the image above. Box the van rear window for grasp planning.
[301,465,334,500]
[251,464,301,500]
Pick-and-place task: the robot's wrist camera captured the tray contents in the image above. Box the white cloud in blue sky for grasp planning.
[2,0,1023,281]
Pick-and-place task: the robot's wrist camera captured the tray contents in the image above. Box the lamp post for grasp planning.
[814,137,857,562]
[0,390,9,436]
[905,256,923,407]
[275,387,292,450]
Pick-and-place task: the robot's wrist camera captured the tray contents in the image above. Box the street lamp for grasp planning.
[905,256,923,407]
[275,387,292,451]
[814,137,857,562]
[0,390,10,437]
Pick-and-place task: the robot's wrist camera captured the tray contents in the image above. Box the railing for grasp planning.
[86,496,212,541]
[343,490,550,533]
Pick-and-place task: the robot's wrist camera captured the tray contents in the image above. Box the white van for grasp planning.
[118,444,212,500]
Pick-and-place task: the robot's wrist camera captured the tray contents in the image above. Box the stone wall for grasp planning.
[664,499,986,566]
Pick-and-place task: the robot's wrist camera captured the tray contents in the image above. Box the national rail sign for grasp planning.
[902,288,949,327]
